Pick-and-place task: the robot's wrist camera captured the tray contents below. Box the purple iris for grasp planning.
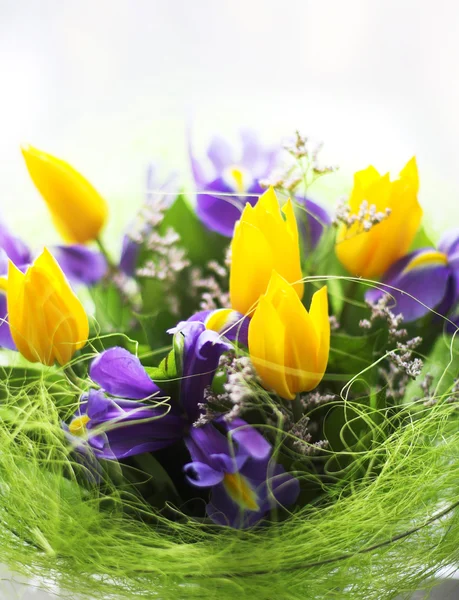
[67,322,299,527]
[69,347,185,459]
[365,229,459,323]
[177,308,249,346]
[168,320,232,422]
[189,130,278,237]
[51,245,108,286]
[70,325,230,459]
[184,421,299,528]
[119,164,179,276]
[72,390,184,460]
[189,130,330,247]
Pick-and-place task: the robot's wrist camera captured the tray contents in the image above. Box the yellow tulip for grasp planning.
[335,157,422,278]
[7,248,89,366]
[21,145,108,244]
[248,271,329,400]
[230,187,303,316]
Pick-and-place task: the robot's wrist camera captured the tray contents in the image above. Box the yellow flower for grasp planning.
[21,145,108,244]
[248,271,329,400]
[229,187,303,316]
[7,248,89,366]
[335,157,422,278]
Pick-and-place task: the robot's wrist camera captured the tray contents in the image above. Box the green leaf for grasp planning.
[404,334,459,404]
[123,453,181,509]
[326,330,385,384]
[409,225,435,251]
[160,194,228,266]
[90,281,133,332]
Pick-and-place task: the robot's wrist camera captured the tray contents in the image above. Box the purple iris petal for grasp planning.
[0,294,15,350]
[207,136,234,172]
[82,389,184,460]
[196,178,248,237]
[185,310,212,324]
[183,309,249,346]
[175,322,231,422]
[240,129,262,170]
[297,197,330,250]
[0,222,31,267]
[119,236,139,277]
[183,461,225,487]
[439,229,459,256]
[185,424,246,473]
[224,418,271,460]
[52,245,107,286]
[365,250,452,322]
[90,347,160,400]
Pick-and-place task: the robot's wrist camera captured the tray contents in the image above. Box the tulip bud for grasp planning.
[21,145,108,244]
[230,187,303,316]
[7,248,89,366]
[248,271,330,400]
[335,157,422,278]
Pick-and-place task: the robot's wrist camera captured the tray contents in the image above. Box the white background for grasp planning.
[1,1,459,597]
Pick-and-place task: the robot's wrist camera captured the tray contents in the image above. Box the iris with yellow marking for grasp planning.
[223,472,260,511]
[69,414,91,436]
[402,250,448,273]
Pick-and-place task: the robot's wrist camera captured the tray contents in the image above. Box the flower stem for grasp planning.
[292,394,303,422]
[95,237,116,271]
[64,365,81,388]
[340,278,359,332]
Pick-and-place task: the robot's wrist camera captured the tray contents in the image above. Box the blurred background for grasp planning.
[1,0,459,597]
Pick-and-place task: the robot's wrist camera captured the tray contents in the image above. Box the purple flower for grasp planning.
[68,389,184,460]
[0,222,31,267]
[120,164,179,276]
[168,320,232,422]
[189,130,278,237]
[365,231,459,322]
[66,321,300,528]
[179,308,249,346]
[184,421,299,528]
[0,292,15,350]
[52,245,107,286]
[90,346,160,400]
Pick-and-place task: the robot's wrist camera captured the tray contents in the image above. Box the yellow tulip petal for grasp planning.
[6,249,88,366]
[335,159,422,278]
[308,286,330,381]
[230,221,274,315]
[400,156,419,193]
[249,295,293,400]
[22,145,108,244]
[230,187,304,314]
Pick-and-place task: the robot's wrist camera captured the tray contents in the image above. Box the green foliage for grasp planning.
[2,375,459,599]
[90,280,134,333]
[326,330,385,385]
[405,333,459,404]
[161,194,228,266]
[410,225,436,251]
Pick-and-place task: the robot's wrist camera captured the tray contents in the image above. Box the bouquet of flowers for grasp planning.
[1,132,459,600]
